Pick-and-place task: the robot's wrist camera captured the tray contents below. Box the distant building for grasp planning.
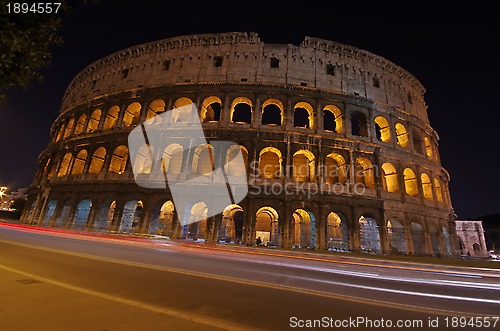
[455,220,488,257]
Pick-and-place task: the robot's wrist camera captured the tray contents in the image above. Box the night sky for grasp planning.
[0,1,498,220]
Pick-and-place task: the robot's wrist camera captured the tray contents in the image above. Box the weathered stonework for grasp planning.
[22,32,458,256]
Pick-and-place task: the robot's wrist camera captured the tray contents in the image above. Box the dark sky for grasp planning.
[0,1,498,219]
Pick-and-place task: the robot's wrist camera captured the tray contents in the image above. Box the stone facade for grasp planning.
[21,32,458,256]
[455,220,488,257]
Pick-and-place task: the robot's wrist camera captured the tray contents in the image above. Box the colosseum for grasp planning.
[21,32,458,257]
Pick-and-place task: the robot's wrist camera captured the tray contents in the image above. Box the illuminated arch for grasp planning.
[355,157,375,189]
[403,168,419,196]
[259,147,282,179]
[255,206,280,246]
[71,150,87,175]
[326,212,349,251]
[103,106,119,129]
[323,105,342,133]
[200,96,222,123]
[63,118,74,139]
[172,97,195,123]
[292,150,315,182]
[146,99,166,123]
[225,145,248,177]
[395,123,409,148]
[293,102,314,129]
[381,162,399,193]
[122,102,142,127]
[88,147,107,174]
[192,144,214,176]
[434,178,443,203]
[57,152,73,177]
[230,97,252,124]
[421,173,433,200]
[292,208,316,249]
[162,143,183,175]
[325,152,348,184]
[119,200,143,233]
[108,145,128,174]
[425,137,434,159]
[374,116,391,142]
[261,98,284,126]
[359,216,381,253]
[220,204,245,242]
[74,114,87,135]
[133,144,153,174]
[87,109,102,132]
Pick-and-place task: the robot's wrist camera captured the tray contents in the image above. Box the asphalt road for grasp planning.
[1,222,499,330]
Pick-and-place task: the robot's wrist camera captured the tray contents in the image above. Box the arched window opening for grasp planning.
[355,158,375,189]
[292,150,315,182]
[374,116,390,142]
[411,222,425,255]
[292,209,316,249]
[63,118,74,139]
[122,102,142,127]
[103,106,119,129]
[146,99,166,123]
[133,144,153,174]
[434,178,443,203]
[259,147,282,179]
[201,96,222,123]
[87,109,102,132]
[425,137,434,159]
[74,114,87,135]
[412,129,424,154]
[71,150,87,175]
[225,145,248,177]
[395,123,409,148]
[119,200,143,233]
[387,220,406,254]
[326,212,349,251]
[255,206,280,246]
[404,168,419,196]
[55,124,65,142]
[350,111,368,137]
[323,105,342,133]
[148,200,175,236]
[172,97,195,123]
[72,199,92,230]
[261,99,283,126]
[293,102,314,129]
[231,97,252,124]
[220,204,244,243]
[421,173,434,200]
[162,144,183,175]
[325,153,348,185]
[193,144,214,176]
[109,145,129,174]
[183,202,208,240]
[89,147,107,174]
[359,216,380,253]
[57,153,73,177]
[381,162,399,193]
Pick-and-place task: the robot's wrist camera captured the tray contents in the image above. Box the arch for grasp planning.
[146,99,166,123]
[326,212,349,251]
[473,243,481,254]
[359,216,381,253]
[74,114,87,135]
[292,209,316,249]
[411,222,426,255]
[434,178,444,203]
[71,150,87,175]
[323,105,342,133]
[201,96,222,123]
[103,105,119,129]
[63,118,74,139]
[374,116,391,142]
[412,129,424,154]
[88,147,107,174]
[183,202,208,240]
[57,153,73,177]
[86,109,102,132]
[55,198,72,227]
[355,157,375,189]
[220,204,244,243]
[350,111,368,137]
[119,200,143,233]
[133,144,153,175]
[259,147,282,179]
[192,144,214,176]
[94,199,116,231]
[261,98,283,126]
[421,173,434,200]
[122,102,142,127]
[403,168,419,196]
[325,153,348,185]
[395,123,409,148]
[55,123,65,142]
[72,199,92,230]
[293,102,314,128]
[148,200,175,236]
[230,97,252,124]
[42,199,58,226]
[387,219,406,254]
[162,144,183,175]
[108,145,129,174]
[425,137,433,159]
[292,150,315,182]
[225,145,248,177]
[381,162,399,193]
[255,206,280,246]
[172,98,195,123]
